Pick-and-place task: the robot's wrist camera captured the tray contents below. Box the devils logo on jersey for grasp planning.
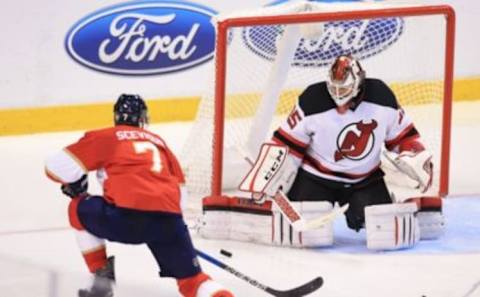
[334,120,378,161]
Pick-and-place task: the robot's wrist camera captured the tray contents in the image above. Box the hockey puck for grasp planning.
[220,249,232,257]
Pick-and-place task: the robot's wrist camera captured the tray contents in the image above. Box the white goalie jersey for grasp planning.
[272,78,421,184]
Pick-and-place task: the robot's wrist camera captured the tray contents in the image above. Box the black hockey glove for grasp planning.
[61,174,88,198]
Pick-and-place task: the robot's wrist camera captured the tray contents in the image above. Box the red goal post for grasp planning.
[183,3,455,206]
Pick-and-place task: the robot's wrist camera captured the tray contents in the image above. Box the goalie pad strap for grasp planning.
[202,196,272,215]
[419,196,442,211]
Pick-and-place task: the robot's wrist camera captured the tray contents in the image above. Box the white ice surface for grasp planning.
[0,101,479,297]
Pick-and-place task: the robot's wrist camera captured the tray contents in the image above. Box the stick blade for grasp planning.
[304,203,350,230]
[266,276,324,297]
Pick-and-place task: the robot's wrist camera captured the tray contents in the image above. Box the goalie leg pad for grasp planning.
[199,210,274,244]
[365,202,420,250]
[199,196,273,243]
[273,201,334,247]
[197,209,232,240]
[199,197,333,247]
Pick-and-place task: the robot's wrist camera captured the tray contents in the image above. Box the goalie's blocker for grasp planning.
[239,143,298,200]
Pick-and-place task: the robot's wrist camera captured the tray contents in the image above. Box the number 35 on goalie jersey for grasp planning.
[45,125,186,213]
[272,78,421,183]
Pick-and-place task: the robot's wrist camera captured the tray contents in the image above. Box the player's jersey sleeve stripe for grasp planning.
[385,124,420,151]
[45,168,64,183]
[303,154,381,179]
[271,138,304,159]
[272,128,308,157]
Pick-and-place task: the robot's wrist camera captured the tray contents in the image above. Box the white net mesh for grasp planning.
[181,1,451,216]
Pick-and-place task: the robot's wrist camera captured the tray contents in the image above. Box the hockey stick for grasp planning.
[196,249,323,297]
[271,190,348,231]
[303,199,350,230]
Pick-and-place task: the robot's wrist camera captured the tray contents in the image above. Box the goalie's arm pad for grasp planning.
[398,137,425,153]
[272,128,309,160]
[239,143,299,197]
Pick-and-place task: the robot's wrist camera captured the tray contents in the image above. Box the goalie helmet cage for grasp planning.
[181,2,455,211]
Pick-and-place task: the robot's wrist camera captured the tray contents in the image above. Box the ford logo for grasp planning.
[65,1,217,75]
[242,18,403,67]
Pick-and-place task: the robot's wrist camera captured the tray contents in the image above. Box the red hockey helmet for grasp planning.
[326,55,365,107]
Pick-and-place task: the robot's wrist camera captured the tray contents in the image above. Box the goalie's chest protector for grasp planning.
[279,79,410,183]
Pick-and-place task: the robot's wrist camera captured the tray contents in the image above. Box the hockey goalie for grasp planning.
[199,55,444,250]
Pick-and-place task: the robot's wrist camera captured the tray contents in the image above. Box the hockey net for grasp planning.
[180,1,455,217]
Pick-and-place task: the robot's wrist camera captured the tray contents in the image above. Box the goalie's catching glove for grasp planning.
[393,150,433,193]
[61,174,88,198]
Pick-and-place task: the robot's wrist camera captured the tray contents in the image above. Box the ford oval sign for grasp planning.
[65,1,217,75]
[242,18,404,67]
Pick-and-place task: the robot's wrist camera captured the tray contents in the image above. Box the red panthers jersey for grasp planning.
[46,125,185,213]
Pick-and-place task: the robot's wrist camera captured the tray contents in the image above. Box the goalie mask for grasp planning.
[326,55,365,107]
[114,94,149,127]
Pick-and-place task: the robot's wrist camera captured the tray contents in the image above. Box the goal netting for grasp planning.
[180,1,455,217]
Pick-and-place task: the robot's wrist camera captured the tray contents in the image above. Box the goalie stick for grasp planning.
[272,190,349,231]
[238,145,348,231]
[196,249,323,297]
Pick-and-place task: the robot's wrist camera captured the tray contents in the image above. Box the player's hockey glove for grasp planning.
[61,174,88,198]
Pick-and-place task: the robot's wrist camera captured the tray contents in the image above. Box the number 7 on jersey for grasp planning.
[133,141,162,173]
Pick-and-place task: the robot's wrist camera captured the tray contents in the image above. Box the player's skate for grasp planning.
[78,256,115,297]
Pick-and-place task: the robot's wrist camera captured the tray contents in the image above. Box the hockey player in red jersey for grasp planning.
[45,94,234,297]
[200,55,444,250]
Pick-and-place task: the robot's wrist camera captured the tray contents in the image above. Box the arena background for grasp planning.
[1,2,479,296]
[0,0,478,136]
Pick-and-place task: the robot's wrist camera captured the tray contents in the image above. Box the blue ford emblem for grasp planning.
[242,18,404,67]
[65,1,217,75]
